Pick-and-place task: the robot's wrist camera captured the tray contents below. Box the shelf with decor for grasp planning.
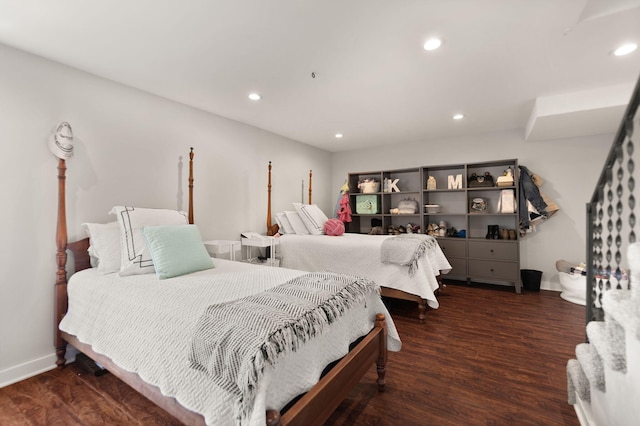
[465,159,518,243]
[348,167,421,234]
[423,159,520,292]
[346,159,521,292]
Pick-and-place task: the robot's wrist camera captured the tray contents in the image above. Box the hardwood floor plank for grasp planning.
[66,363,182,425]
[2,370,85,426]
[0,390,30,426]
[0,283,584,425]
[329,283,583,426]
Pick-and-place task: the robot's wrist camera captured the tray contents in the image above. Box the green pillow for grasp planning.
[142,224,214,279]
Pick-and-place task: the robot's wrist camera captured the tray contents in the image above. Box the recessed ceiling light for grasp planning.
[452,113,464,120]
[423,38,443,51]
[613,43,638,56]
[335,133,343,138]
[248,93,261,101]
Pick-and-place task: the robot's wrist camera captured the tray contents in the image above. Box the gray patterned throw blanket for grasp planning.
[188,271,379,423]
[380,233,437,276]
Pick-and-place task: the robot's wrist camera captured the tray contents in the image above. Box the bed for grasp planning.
[269,168,452,321]
[278,233,449,319]
[53,149,401,426]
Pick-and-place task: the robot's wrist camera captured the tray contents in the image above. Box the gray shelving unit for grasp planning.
[348,159,522,293]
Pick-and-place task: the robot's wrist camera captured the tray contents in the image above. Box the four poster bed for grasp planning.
[54,149,401,426]
[268,167,451,321]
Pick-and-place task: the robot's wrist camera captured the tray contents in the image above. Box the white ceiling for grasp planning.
[1,0,639,152]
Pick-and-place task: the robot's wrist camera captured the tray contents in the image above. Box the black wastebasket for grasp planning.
[521,269,542,291]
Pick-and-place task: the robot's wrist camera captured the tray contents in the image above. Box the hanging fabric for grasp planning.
[338,192,352,223]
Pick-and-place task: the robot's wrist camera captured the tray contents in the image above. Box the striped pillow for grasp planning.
[110,206,189,276]
[293,203,329,235]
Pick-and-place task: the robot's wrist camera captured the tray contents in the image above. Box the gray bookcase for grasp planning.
[348,159,521,293]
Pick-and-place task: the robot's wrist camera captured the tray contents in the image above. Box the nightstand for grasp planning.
[241,236,280,266]
[203,240,241,261]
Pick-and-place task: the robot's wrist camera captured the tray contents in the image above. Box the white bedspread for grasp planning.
[59,259,400,426]
[278,234,451,309]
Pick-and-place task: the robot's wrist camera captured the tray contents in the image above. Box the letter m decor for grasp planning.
[448,174,462,189]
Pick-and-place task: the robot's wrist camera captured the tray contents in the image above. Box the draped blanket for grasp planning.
[380,234,437,276]
[188,271,379,423]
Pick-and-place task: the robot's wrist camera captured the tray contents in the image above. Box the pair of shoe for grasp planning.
[486,226,518,240]
[387,225,406,235]
[486,225,500,239]
[369,226,384,235]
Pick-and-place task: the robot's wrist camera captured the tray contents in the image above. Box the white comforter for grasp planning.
[278,234,452,309]
[59,259,401,426]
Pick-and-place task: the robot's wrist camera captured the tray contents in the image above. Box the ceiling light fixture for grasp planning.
[613,43,638,56]
[248,93,261,101]
[452,113,464,120]
[335,133,343,138]
[423,38,443,51]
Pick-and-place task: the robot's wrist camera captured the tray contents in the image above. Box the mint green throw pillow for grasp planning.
[142,224,214,279]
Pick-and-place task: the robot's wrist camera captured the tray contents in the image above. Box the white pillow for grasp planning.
[109,206,189,276]
[275,212,295,235]
[293,203,329,235]
[81,222,122,274]
[284,211,309,235]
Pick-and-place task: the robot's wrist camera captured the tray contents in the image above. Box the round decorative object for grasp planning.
[324,218,345,236]
[49,122,74,159]
[471,197,487,213]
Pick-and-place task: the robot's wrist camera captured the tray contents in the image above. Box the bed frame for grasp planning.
[271,165,442,322]
[54,149,389,426]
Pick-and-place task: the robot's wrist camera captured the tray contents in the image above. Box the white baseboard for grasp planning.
[574,392,596,426]
[540,280,561,291]
[0,347,78,388]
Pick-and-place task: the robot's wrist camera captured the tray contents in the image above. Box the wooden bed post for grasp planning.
[375,313,387,391]
[266,161,279,236]
[267,161,272,234]
[308,170,312,205]
[54,158,68,368]
[188,147,194,224]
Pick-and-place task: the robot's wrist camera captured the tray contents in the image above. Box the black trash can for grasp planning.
[521,269,542,291]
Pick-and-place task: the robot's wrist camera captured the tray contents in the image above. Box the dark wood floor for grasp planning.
[0,282,585,426]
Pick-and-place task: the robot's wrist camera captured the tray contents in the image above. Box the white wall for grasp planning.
[331,130,612,292]
[0,43,332,387]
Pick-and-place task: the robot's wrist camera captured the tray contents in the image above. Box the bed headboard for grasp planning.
[55,148,196,366]
[265,164,313,236]
[63,148,197,275]
[67,239,91,273]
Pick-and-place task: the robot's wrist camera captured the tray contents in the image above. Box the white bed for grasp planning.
[277,233,452,319]
[59,258,401,426]
[267,166,451,322]
[53,150,401,426]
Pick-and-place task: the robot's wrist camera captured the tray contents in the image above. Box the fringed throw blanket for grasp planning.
[188,271,379,424]
[380,234,437,276]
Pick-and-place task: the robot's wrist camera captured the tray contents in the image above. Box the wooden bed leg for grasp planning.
[55,342,67,368]
[55,280,68,367]
[417,300,427,323]
[266,409,281,426]
[375,313,387,392]
[436,273,446,294]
